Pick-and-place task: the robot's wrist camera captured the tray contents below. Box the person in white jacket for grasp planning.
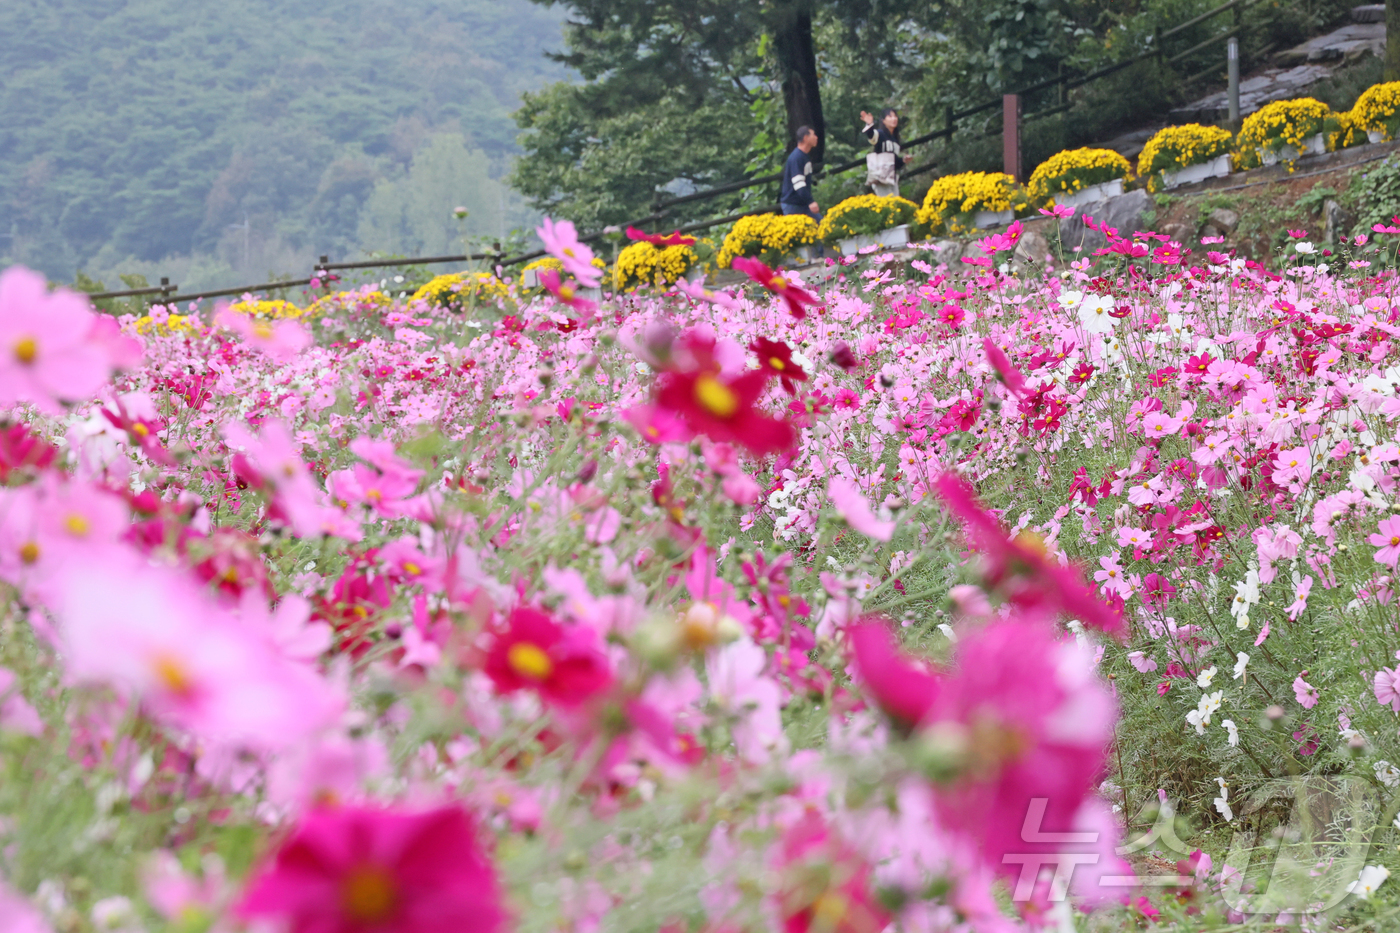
[860,108,913,197]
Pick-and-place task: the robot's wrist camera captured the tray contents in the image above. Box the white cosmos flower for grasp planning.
[1186,691,1223,735]
[1294,241,1316,255]
[1213,777,1233,821]
[1376,761,1400,788]
[1347,865,1390,899]
[1222,719,1239,746]
[1233,652,1249,680]
[1077,295,1118,334]
[1196,666,1217,688]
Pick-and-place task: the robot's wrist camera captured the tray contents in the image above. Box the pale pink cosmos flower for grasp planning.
[264,732,389,815]
[537,217,601,286]
[1141,411,1181,437]
[1286,575,1313,621]
[1374,666,1400,712]
[142,851,228,923]
[675,275,743,310]
[225,419,348,539]
[1272,446,1312,490]
[1116,527,1151,549]
[1369,517,1400,567]
[1094,554,1131,598]
[828,476,894,541]
[1293,673,1319,709]
[53,553,343,750]
[706,636,785,764]
[0,266,114,412]
[0,882,51,933]
[214,304,311,360]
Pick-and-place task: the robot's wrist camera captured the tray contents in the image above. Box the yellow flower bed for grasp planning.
[915,172,1024,236]
[1332,109,1367,150]
[1351,81,1400,141]
[716,213,817,269]
[411,272,511,309]
[225,298,306,320]
[1027,148,1132,204]
[132,313,203,337]
[817,194,918,245]
[1236,98,1333,170]
[1137,125,1233,192]
[304,288,393,318]
[613,242,698,291]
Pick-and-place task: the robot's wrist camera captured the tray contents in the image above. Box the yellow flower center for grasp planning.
[152,654,195,698]
[769,357,785,371]
[559,285,575,301]
[131,422,149,438]
[19,541,39,565]
[13,337,36,365]
[64,514,91,537]
[341,866,397,924]
[252,323,273,339]
[507,643,553,681]
[694,375,738,418]
[402,561,421,576]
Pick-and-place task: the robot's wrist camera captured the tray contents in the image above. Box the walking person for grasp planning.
[860,108,913,198]
[779,125,821,222]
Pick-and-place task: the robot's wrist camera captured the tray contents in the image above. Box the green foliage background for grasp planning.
[0,0,569,291]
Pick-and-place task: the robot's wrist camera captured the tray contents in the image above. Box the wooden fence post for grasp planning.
[1003,94,1022,182]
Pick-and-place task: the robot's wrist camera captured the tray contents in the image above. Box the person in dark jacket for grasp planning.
[860,108,913,197]
[779,125,821,220]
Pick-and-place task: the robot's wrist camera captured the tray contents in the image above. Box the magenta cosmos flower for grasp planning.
[0,266,113,412]
[239,805,506,933]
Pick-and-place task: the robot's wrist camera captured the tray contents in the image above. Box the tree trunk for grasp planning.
[1389,0,1400,82]
[770,4,826,164]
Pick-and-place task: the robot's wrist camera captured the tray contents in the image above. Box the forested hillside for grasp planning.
[0,0,567,290]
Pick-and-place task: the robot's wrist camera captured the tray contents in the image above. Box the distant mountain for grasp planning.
[0,0,568,290]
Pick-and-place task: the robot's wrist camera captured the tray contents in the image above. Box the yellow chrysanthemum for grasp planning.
[916,172,1025,236]
[1026,148,1132,204]
[817,194,918,244]
[717,214,817,269]
[1351,82,1400,141]
[1236,98,1333,170]
[225,298,306,320]
[1137,125,1234,192]
[411,272,511,309]
[613,242,698,291]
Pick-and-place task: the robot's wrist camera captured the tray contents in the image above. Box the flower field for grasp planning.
[3,214,1400,933]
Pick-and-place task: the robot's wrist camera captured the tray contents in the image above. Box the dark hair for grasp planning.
[795,125,816,143]
[880,108,902,141]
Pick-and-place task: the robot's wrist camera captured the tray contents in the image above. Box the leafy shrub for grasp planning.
[816,195,918,246]
[1137,125,1234,192]
[1346,154,1400,233]
[1026,147,1132,204]
[915,171,1025,236]
[716,213,817,268]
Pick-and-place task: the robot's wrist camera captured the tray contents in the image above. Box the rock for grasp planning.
[1200,224,1225,240]
[1207,208,1240,234]
[1058,189,1152,254]
[1162,223,1194,244]
[929,239,962,263]
[1012,230,1051,267]
[1324,199,1354,245]
[1352,4,1385,23]
[960,239,987,261]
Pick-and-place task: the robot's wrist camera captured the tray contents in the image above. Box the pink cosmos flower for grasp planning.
[847,620,940,728]
[54,553,343,750]
[215,304,311,360]
[226,419,347,539]
[1116,527,1151,550]
[0,266,114,412]
[1369,517,1400,567]
[1286,575,1313,621]
[143,850,227,923]
[239,805,506,933]
[773,811,891,933]
[828,476,894,541]
[537,217,601,286]
[1038,204,1075,219]
[481,606,613,709]
[537,268,597,314]
[1293,673,1319,709]
[675,275,743,310]
[622,404,691,445]
[706,636,785,763]
[929,619,1118,882]
[0,882,50,933]
[1374,667,1400,712]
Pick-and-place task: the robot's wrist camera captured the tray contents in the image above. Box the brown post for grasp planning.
[1003,94,1022,182]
